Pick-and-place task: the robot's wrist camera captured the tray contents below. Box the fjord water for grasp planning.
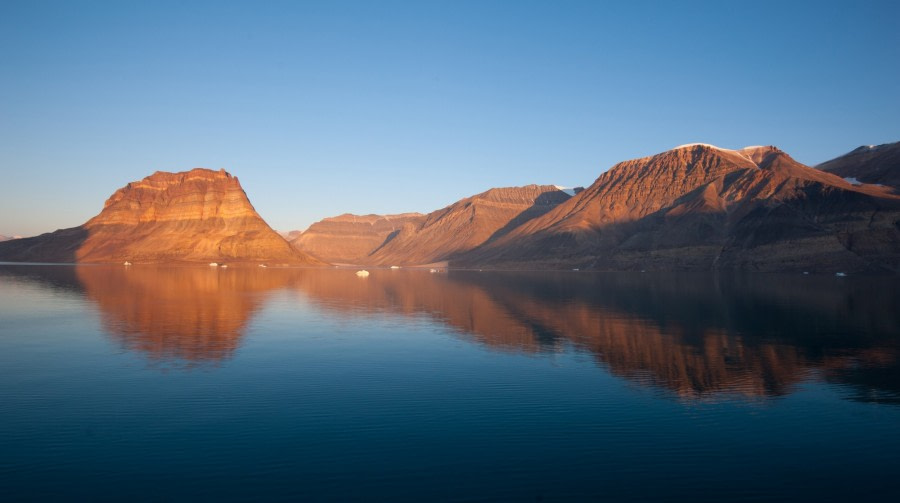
[1,265,898,501]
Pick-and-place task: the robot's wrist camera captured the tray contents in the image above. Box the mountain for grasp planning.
[816,142,900,190]
[0,168,323,265]
[290,185,573,266]
[0,235,17,242]
[290,213,426,264]
[461,144,900,272]
[361,185,572,266]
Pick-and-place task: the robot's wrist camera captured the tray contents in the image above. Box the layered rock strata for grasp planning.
[0,168,323,265]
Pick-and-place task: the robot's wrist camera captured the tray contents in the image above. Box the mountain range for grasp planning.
[291,142,900,272]
[458,143,900,272]
[1,142,898,272]
[291,185,575,266]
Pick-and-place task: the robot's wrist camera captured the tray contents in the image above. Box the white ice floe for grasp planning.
[356,270,370,277]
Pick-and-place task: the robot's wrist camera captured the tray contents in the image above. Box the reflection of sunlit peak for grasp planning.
[76,265,283,367]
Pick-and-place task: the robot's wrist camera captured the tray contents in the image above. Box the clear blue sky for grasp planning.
[1,0,898,237]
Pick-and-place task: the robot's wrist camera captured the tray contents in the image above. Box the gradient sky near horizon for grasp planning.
[1,0,898,237]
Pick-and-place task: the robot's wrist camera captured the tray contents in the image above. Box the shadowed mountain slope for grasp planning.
[460,144,900,272]
[292,185,573,266]
[817,141,900,190]
[363,184,573,266]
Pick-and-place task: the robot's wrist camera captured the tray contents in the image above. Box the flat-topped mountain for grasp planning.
[0,168,323,265]
[290,213,426,264]
[461,144,900,272]
[816,142,900,190]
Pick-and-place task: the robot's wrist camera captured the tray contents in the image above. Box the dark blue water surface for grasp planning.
[1,264,899,501]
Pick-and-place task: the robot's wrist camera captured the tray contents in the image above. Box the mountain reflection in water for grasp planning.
[75,266,283,365]
[294,270,900,403]
[6,265,898,402]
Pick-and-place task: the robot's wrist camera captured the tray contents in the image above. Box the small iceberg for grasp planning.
[220,264,228,268]
[572,268,580,271]
[209,262,218,267]
[123,261,132,266]
[259,264,267,268]
[429,268,438,273]
[390,265,400,269]
[356,270,370,277]
[835,272,847,277]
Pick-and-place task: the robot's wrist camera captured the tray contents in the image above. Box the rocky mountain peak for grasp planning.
[0,168,322,265]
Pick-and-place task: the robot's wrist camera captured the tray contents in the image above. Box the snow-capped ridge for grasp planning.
[673,143,727,151]
[673,143,769,153]
[553,185,579,196]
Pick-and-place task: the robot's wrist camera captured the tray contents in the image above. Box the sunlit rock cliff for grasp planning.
[0,168,323,265]
[293,185,574,266]
[290,212,426,264]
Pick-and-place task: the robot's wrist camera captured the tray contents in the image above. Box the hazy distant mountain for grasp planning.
[290,213,426,264]
[461,144,900,272]
[0,168,323,265]
[0,235,17,242]
[816,142,900,190]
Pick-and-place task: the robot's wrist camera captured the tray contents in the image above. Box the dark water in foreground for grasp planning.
[1,264,899,502]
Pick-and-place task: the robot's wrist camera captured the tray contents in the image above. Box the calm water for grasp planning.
[1,264,899,501]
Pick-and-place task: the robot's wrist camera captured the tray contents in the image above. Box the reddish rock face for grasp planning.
[464,145,900,272]
[0,168,324,265]
[370,185,572,266]
[816,141,900,190]
[291,185,573,266]
[290,213,426,265]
